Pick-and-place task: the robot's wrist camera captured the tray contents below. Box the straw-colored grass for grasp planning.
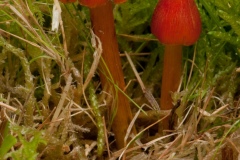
[0,0,239,159]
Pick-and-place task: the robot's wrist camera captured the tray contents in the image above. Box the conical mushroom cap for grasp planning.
[151,0,201,46]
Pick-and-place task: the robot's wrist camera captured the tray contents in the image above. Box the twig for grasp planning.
[0,102,17,112]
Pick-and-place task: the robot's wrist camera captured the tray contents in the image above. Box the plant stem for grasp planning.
[160,45,182,130]
[90,1,136,149]
[83,51,104,157]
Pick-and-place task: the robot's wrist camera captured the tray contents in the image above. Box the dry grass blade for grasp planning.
[196,88,215,126]
[0,0,239,159]
[117,113,171,159]
[125,52,159,111]
[48,74,73,133]
[6,3,63,63]
[0,102,17,112]
[82,30,102,92]
[124,106,142,145]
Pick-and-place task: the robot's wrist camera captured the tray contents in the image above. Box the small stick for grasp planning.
[0,102,17,112]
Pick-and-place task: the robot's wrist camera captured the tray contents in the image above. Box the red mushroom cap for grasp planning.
[151,0,201,46]
[79,0,108,8]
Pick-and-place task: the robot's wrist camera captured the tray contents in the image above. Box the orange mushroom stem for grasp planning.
[81,0,136,149]
[151,0,201,130]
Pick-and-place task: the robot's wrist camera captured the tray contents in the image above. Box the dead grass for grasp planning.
[0,0,239,160]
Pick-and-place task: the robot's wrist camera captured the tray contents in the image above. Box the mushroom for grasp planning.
[58,0,135,151]
[151,0,201,130]
[81,0,136,149]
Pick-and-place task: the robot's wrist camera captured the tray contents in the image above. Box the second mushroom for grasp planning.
[151,0,202,130]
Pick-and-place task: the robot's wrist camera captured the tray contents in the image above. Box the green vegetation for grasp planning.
[0,0,239,159]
